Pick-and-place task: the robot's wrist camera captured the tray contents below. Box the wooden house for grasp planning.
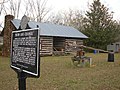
[2,15,88,56]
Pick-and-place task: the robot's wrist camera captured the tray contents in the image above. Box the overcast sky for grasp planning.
[0,0,120,30]
[47,0,120,20]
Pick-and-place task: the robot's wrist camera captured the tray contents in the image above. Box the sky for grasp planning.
[0,0,120,30]
[47,0,120,20]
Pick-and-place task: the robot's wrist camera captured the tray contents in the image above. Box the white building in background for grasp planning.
[0,37,3,45]
[0,31,3,45]
[107,42,120,52]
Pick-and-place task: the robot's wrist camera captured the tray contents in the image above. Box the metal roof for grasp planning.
[11,19,88,39]
[11,19,21,29]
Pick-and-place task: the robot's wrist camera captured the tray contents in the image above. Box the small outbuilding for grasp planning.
[0,31,3,45]
[107,42,120,53]
[2,15,88,56]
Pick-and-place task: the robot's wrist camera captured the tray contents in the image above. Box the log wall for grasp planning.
[40,36,53,56]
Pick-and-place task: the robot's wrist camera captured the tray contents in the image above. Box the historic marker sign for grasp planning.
[11,29,40,77]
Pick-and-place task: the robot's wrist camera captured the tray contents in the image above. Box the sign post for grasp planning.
[18,71,26,90]
[11,28,40,90]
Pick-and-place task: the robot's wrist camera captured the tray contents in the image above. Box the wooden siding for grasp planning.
[65,39,83,46]
[40,37,83,56]
[65,39,83,51]
[40,36,53,56]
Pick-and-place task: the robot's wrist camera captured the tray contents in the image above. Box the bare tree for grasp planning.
[63,9,84,30]
[0,0,21,18]
[0,0,51,22]
[0,0,10,15]
[24,0,51,22]
[47,12,64,24]
[48,9,84,31]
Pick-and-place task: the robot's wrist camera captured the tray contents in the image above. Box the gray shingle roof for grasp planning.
[11,19,88,39]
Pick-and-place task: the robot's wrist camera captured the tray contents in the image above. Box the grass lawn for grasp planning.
[0,53,120,90]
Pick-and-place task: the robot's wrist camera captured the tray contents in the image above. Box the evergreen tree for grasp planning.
[83,0,119,50]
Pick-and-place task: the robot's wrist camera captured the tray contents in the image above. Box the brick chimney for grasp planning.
[2,15,14,57]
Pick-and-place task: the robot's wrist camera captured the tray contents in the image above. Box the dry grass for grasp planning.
[0,53,120,90]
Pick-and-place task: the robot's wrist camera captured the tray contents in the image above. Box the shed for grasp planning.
[107,42,120,53]
[0,31,3,45]
[2,15,88,56]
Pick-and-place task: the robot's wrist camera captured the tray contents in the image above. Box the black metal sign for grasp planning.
[11,29,40,77]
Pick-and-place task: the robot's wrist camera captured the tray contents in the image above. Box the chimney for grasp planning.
[2,15,14,56]
[4,15,14,28]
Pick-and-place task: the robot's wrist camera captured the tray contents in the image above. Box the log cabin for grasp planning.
[2,15,88,56]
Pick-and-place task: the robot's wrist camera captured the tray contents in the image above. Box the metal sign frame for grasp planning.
[11,28,40,77]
